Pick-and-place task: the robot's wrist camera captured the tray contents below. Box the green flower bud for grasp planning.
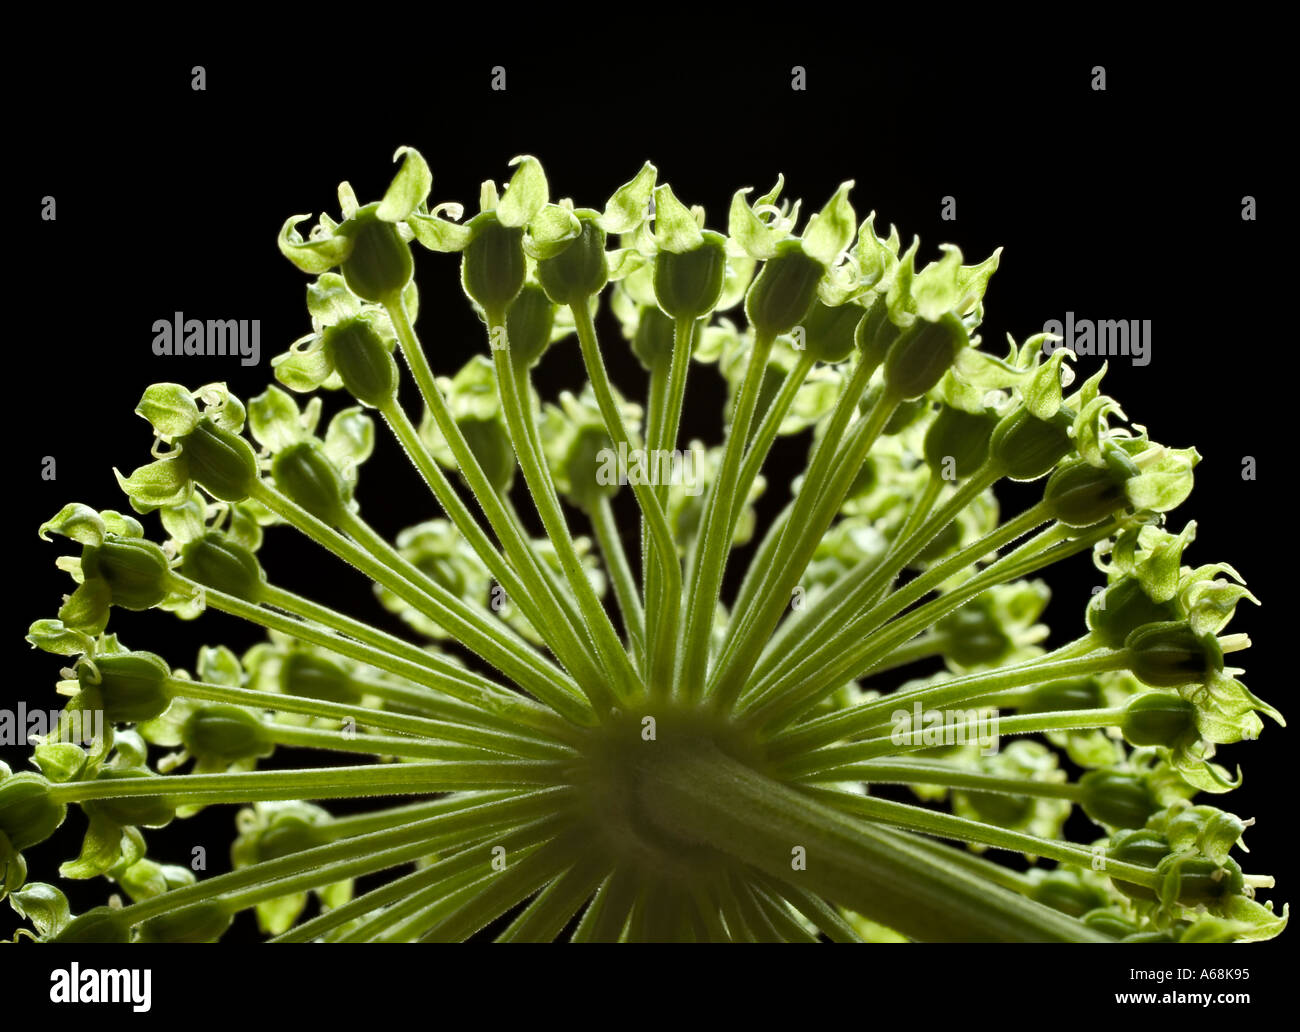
[1108,828,1172,869]
[1121,692,1198,747]
[799,300,865,364]
[1030,873,1111,917]
[536,214,608,305]
[913,519,962,565]
[50,905,131,943]
[654,230,728,320]
[461,213,526,313]
[1080,770,1159,829]
[935,600,1011,667]
[989,407,1073,481]
[182,418,260,502]
[280,651,361,705]
[1126,621,1224,688]
[923,405,998,479]
[272,441,349,525]
[1159,854,1244,904]
[1082,908,1138,938]
[337,203,413,303]
[137,900,233,943]
[883,312,968,400]
[962,790,1033,827]
[882,397,928,436]
[1087,576,1179,649]
[459,416,515,494]
[81,535,170,611]
[1045,460,1131,527]
[180,532,266,602]
[247,812,330,861]
[0,773,66,851]
[744,240,824,338]
[505,283,556,369]
[560,424,617,512]
[322,317,398,408]
[855,294,900,367]
[1,831,28,896]
[1020,677,1103,714]
[631,306,676,369]
[83,769,175,828]
[79,651,172,723]
[181,705,274,764]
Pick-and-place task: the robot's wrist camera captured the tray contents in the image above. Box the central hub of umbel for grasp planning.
[566,703,766,885]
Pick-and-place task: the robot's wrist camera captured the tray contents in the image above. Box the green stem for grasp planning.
[796,758,1087,799]
[591,493,646,666]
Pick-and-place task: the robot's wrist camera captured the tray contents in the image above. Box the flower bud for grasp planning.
[1082,908,1137,938]
[83,769,175,828]
[323,317,398,408]
[1108,828,1172,869]
[798,300,865,364]
[923,405,998,479]
[337,204,413,303]
[560,424,617,512]
[181,705,274,764]
[459,416,515,494]
[280,651,361,705]
[1,832,27,896]
[272,441,349,525]
[854,295,900,367]
[1126,621,1224,688]
[182,418,260,502]
[249,812,330,861]
[1121,692,1198,747]
[654,231,728,320]
[0,773,65,851]
[744,240,824,338]
[1087,577,1179,649]
[81,536,170,611]
[180,533,266,602]
[631,306,676,369]
[989,407,1073,481]
[79,651,172,723]
[883,313,968,401]
[137,900,233,943]
[935,601,1011,667]
[505,283,556,369]
[1019,677,1102,714]
[1158,854,1245,904]
[961,790,1032,828]
[537,214,608,305]
[1079,770,1158,829]
[50,906,131,943]
[1030,872,1110,917]
[461,213,526,314]
[1044,460,1130,527]
[882,397,928,436]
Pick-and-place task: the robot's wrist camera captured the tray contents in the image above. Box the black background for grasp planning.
[4,28,1292,984]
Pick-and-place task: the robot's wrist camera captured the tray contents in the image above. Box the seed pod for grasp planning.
[744,240,824,338]
[923,405,998,479]
[279,651,361,705]
[1121,692,1198,747]
[560,424,617,512]
[883,312,968,400]
[50,906,131,943]
[272,441,348,525]
[181,705,275,764]
[1030,873,1110,917]
[459,416,515,494]
[1126,621,1224,688]
[961,790,1032,828]
[323,317,398,408]
[882,398,929,437]
[79,651,172,724]
[654,231,728,320]
[1019,677,1103,714]
[83,769,175,828]
[505,283,556,369]
[631,306,676,369]
[536,215,608,305]
[1087,576,1179,649]
[0,773,66,851]
[855,294,900,368]
[1045,460,1131,527]
[989,407,1073,481]
[182,418,260,502]
[337,204,414,303]
[250,813,330,862]
[180,533,266,602]
[138,900,234,943]
[1079,770,1158,829]
[81,535,170,611]
[1159,854,1245,904]
[1082,908,1138,938]
[461,213,526,314]
[1108,828,1172,869]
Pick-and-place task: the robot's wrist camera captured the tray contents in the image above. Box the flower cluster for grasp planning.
[4,149,1284,942]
